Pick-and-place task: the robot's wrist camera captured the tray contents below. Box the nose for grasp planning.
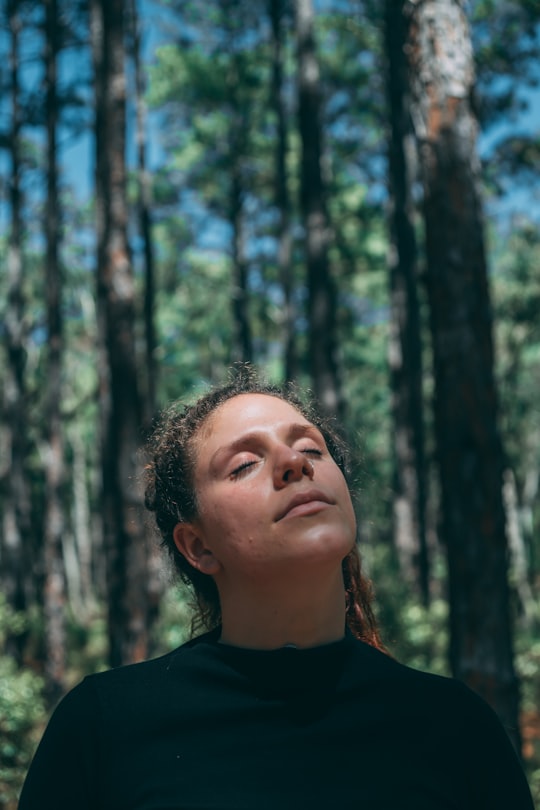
[273,446,314,488]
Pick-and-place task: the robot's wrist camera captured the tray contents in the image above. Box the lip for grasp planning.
[275,489,334,522]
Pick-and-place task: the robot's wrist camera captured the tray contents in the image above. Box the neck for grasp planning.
[217,566,346,650]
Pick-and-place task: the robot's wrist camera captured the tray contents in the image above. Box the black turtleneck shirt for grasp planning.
[19,629,534,809]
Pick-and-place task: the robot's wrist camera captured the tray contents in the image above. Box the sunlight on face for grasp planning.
[188,394,357,585]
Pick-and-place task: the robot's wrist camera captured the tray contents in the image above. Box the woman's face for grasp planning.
[177,393,357,586]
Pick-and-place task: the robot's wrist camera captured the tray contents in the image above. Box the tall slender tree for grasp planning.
[91,0,152,667]
[1,0,31,664]
[384,0,429,603]
[294,0,342,418]
[406,0,521,746]
[223,1,254,365]
[42,0,67,705]
[128,0,157,428]
[269,0,296,382]
[230,135,253,365]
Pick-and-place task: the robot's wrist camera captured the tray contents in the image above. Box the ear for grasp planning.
[172,523,221,576]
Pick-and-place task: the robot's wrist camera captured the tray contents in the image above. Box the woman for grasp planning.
[19,372,534,809]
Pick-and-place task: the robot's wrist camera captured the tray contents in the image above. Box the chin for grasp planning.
[300,528,355,561]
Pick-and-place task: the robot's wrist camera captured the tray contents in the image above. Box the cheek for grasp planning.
[346,510,358,547]
[199,490,259,540]
[336,482,357,537]
[345,493,357,528]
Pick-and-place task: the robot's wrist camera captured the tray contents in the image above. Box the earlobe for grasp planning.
[173,523,221,576]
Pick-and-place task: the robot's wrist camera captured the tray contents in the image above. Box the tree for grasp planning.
[294,0,342,418]
[406,0,521,746]
[42,0,67,705]
[384,0,429,603]
[128,0,158,428]
[150,0,274,367]
[1,0,32,664]
[91,0,153,667]
[227,44,253,364]
[269,0,296,381]
[492,221,540,624]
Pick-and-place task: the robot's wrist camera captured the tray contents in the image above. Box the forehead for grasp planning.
[200,393,310,442]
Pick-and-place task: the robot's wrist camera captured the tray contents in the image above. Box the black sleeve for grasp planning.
[459,683,535,809]
[18,678,100,810]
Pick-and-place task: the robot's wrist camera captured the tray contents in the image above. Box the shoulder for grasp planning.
[346,636,506,727]
[348,640,533,807]
[80,628,218,696]
[29,630,221,759]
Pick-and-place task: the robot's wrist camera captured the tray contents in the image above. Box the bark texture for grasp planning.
[129,0,157,428]
[295,0,342,418]
[43,0,67,705]
[92,0,152,667]
[270,0,296,381]
[385,0,429,603]
[224,22,253,367]
[407,0,521,748]
[230,154,253,364]
[1,0,31,663]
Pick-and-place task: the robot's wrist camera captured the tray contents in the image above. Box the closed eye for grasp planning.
[230,460,257,479]
[230,447,322,478]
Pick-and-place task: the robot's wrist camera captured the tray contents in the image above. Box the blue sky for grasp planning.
[1,4,538,239]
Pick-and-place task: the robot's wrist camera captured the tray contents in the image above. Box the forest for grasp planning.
[1,0,540,805]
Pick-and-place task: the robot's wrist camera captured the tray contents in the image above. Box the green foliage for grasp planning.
[155,246,235,397]
[393,598,450,676]
[152,585,193,654]
[472,0,540,126]
[363,537,450,676]
[517,634,540,713]
[64,612,109,681]
[515,629,540,805]
[492,220,540,573]
[0,598,45,809]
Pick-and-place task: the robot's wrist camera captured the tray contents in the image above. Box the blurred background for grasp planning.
[0,0,539,806]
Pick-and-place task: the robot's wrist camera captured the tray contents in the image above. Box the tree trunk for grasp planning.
[69,429,95,619]
[43,0,66,705]
[1,0,31,664]
[407,0,521,749]
[294,0,342,419]
[269,0,296,382]
[503,468,536,624]
[385,0,429,604]
[222,24,253,368]
[230,157,253,364]
[92,0,152,668]
[128,0,157,428]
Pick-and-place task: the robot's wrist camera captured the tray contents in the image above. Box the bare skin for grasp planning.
[173,394,357,650]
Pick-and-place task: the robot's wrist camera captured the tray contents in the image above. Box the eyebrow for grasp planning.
[209,423,323,472]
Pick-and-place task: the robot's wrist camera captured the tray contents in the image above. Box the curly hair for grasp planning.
[144,366,384,650]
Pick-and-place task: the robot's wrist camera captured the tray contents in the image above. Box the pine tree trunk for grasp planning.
[385,0,429,604]
[503,468,536,624]
[230,157,253,364]
[1,0,31,664]
[69,430,95,618]
[269,0,296,382]
[407,0,521,748]
[43,0,66,705]
[92,0,152,668]
[222,24,252,367]
[294,0,342,418]
[129,0,157,428]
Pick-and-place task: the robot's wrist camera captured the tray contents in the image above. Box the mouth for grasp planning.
[275,489,334,522]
